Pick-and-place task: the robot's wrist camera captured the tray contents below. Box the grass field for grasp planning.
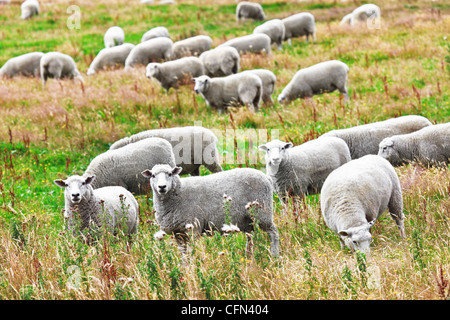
[0,0,449,300]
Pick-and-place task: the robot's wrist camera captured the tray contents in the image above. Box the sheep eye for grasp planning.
[168,173,172,177]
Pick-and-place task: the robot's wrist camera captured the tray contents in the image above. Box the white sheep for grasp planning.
[141,26,170,42]
[172,35,213,59]
[322,115,433,159]
[258,137,351,202]
[236,1,265,22]
[141,164,279,258]
[199,46,240,77]
[218,33,271,55]
[241,69,276,105]
[124,37,173,70]
[282,12,316,45]
[339,13,353,26]
[104,26,125,48]
[350,4,381,27]
[40,52,83,86]
[87,43,135,75]
[320,155,406,254]
[21,0,39,20]
[84,137,176,194]
[193,73,263,113]
[54,175,139,237]
[253,19,286,50]
[378,123,450,168]
[0,52,44,78]
[277,60,349,104]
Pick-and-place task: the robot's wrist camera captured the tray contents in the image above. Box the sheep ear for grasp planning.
[191,78,196,83]
[54,179,68,188]
[172,167,182,176]
[284,142,293,149]
[141,169,153,179]
[384,138,394,147]
[258,144,268,152]
[84,175,96,185]
[339,230,351,237]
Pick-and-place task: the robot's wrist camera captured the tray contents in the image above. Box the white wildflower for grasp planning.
[154,230,166,240]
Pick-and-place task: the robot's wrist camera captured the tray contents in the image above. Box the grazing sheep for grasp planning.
[322,115,433,159]
[339,13,353,26]
[241,69,276,105]
[320,155,406,254]
[258,137,351,201]
[277,60,349,104]
[350,4,381,27]
[85,137,176,195]
[218,33,271,55]
[141,26,170,42]
[54,175,139,237]
[0,52,44,78]
[253,19,286,50]
[141,164,279,258]
[124,37,173,69]
[40,52,83,86]
[199,46,240,77]
[172,35,213,59]
[87,43,135,75]
[21,0,39,20]
[146,56,205,91]
[378,123,450,168]
[193,73,263,113]
[110,126,222,176]
[104,26,125,48]
[236,1,265,22]
[282,12,316,44]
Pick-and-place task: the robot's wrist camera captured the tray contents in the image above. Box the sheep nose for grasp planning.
[72,193,80,198]
[194,89,199,94]
[159,185,166,190]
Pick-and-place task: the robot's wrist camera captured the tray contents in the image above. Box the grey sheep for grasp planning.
[378,123,450,168]
[277,60,349,104]
[199,46,240,77]
[282,12,316,45]
[141,26,170,42]
[241,69,276,105]
[110,126,222,176]
[0,52,44,78]
[40,52,83,86]
[322,115,433,159]
[172,35,213,59]
[21,0,39,20]
[236,1,265,22]
[218,33,271,55]
[85,137,176,194]
[253,19,286,50]
[320,155,406,254]
[54,175,139,237]
[124,37,173,70]
[104,26,125,48]
[87,43,135,75]
[141,164,279,258]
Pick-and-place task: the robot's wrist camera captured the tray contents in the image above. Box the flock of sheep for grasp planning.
[1,1,449,260]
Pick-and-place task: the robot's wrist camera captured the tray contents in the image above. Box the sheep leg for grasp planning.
[266,225,280,257]
[388,189,406,238]
[175,232,190,264]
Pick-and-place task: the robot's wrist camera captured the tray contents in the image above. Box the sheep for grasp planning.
[124,37,173,70]
[258,137,351,203]
[253,19,286,50]
[320,155,406,254]
[87,43,135,75]
[146,56,205,91]
[172,35,213,59]
[241,69,276,105]
[321,115,433,159]
[141,164,279,259]
[54,175,139,237]
[141,26,170,42]
[378,123,450,168]
[84,137,176,195]
[339,13,353,26]
[104,26,125,48]
[109,126,222,176]
[0,52,44,78]
[21,0,39,20]
[282,12,316,45]
[40,52,83,86]
[199,46,240,77]
[236,1,265,22]
[193,73,263,113]
[218,33,271,55]
[350,4,381,27]
[277,60,349,104]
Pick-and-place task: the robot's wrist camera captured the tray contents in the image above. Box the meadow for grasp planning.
[0,0,449,300]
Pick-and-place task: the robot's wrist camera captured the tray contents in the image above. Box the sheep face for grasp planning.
[378,138,398,163]
[142,165,182,195]
[146,63,160,79]
[339,220,375,254]
[193,75,211,94]
[259,139,293,167]
[54,175,96,205]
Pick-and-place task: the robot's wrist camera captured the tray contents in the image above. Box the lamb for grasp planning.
[241,69,276,105]
[199,46,240,77]
[109,126,222,176]
[236,1,265,22]
[21,0,39,20]
[124,37,173,70]
[378,123,450,168]
[84,137,176,195]
[193,73,263,113]
[277,60,349,104]
[0,52,44,78]
[258,137,351,202]
[218,33,271,55]
[87,43,135,75]
[322,115,433,159]
[282,12,316,45]
[253,19,286,50]
[54,175,139,237]
[350,4,381,27]
[40,52,83,86]
[104,26,125,48]
[141,164,279,259]
[141,26,170,42]
[172,35,212,59]
[146,56,205,91]
[320,155,406,254]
